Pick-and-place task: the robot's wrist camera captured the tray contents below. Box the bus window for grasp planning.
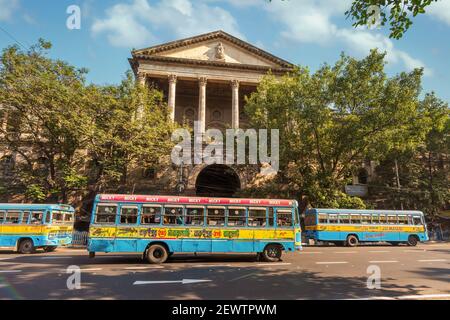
[52,211,65,223]
[339,214,350,224]
[277,209,293,227]
[379,215,387,224]
[164,206,184,225]
[22,211,30,224]
[0,211,5,223]
[372,214,380,224]
[5,211,20,224]
[407,215,413,225]
[329,214,338,224]
[141,206,161,225]
[207,207,225,226]
[228,207,246,227]
[95,205,117,224]
[45,211,51,224]
[318,214,328,224]
[248,208,266,227]
[412,216,423,225]
[387,215,397,224]
[31,211,43,224]
[398,215,408,225]
[64,213,74,223]
[351,215,361,224]
[120,206,138,224]
[361,215,371,224]
[185,206,204,226]
[268,207,275,227]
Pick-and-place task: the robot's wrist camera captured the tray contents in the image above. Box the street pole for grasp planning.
[394,159,404,210]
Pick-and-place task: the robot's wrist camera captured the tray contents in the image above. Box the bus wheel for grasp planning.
[346,235,359,247]
[43,246,57,252]
[407,235,419,247]
[261,244,282,262]
[146,244,169,264]
[18,239,35,254]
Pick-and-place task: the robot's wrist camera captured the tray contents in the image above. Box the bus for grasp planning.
[0,204,75,253]
[304,209,428,247]
[88,194,302,264]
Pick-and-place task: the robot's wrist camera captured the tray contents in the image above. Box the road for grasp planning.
[0,243,449,300]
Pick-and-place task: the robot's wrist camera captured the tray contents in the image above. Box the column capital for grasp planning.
[198,77,208,86]
[231,79,240,89]
[168,74,177,84]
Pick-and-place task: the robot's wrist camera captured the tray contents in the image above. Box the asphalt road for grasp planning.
[0,243,449,300]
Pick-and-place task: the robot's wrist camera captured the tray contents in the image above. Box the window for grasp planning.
[185,206,204,226]
[164,206,184,225]
[371,214,380,224]
[268,207,275,227]
[31,211,43,225]
[207,207,225,226]
[398,215,408,225]
[277,209,293,227]
[0,211,5,223]
[95,205,117,224]
[329,214,338,224]
[52,211,65,223]
[22,211,30,224]
[339,214,350,224]
[248,208,267,227]
[120,206,138,224]
[318,214,328,224]
[64,213,74,223]
[387,215,397,224]
[45,211,51,224]
[407,215,413,225]
[228,207,246,226]
[141,205,162,225]
[351,215,361,224]
[5,211,20,224]
[412,216,423,226]
[361,215,371,225]
[379,215,388,224]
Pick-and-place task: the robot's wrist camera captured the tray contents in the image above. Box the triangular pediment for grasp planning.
[132,31,293,69]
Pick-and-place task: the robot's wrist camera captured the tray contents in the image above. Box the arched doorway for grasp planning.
[195,165,240,198]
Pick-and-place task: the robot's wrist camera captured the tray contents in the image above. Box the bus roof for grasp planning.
[306,208,424,215]
[0,204,75,212]
[96,194,297,207]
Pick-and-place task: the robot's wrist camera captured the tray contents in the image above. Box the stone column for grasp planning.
[136,72,146,119]
[198,77,207,133]
[231,80,240,129]
[168,75,177,122]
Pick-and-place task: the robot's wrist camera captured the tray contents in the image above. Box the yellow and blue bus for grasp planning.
[88,194,302,264]
[0,204,75,253]
[304,209,428,247]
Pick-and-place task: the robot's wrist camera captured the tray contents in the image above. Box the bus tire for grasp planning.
[261,244,282,262]
[146,244,169,264]
[407,235,419,247]
[18,239,35,254]
[43,246,57,252]
[346,235,359,247]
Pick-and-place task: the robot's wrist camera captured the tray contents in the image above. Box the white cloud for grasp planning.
[238,0,431,75]
[0,0,19,21]
[92,0,243,48]
[428,0,450,26]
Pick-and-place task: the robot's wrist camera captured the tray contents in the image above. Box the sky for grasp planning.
[0,0,449,102]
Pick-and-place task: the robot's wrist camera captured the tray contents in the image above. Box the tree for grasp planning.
[244,50,430,210]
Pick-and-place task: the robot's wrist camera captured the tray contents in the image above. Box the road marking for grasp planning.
[301,252,323,254]
[417,259,447,262]
[404,250,426,253]
[133,279,212,285]
[369,260,399,263]
[229,273,257,282]
[368,251,390,253]
[334,251,357,254]
[0,270,22,273]
[352,293,450,300]
[80,268,103,272]
[40,256,73,260]
[193,264,233,268]
[124,266,164,270]
[256,263,292,266]
[316,261,348,265]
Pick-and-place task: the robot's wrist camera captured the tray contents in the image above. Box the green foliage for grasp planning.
[346,0,438,39]
[245,49,441,212]
[25,184,47,202]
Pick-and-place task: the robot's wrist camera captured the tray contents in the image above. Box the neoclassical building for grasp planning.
[128,31,295,197]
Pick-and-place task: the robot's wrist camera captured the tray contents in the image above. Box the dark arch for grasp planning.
[195,165,240,198]
[358,168,369,185]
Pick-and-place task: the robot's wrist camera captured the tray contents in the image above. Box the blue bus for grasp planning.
[88,194,302,264]
[0,204,75,253]
[304,208,428,246]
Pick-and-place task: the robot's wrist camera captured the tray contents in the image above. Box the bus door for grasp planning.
[0,210,5,246]
[183,206,211,252]
[2,211,21,246]
[275,208,294,244]
[387,215,400,241]
[115,204,139,252]
[91,203,118,252]
[206,206,226,252]
[248,207,268,252]
[225,207,246,252]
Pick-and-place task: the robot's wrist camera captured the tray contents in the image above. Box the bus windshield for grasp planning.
[51,211,74,224]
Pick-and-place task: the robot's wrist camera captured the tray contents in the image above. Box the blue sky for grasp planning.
[0,0,449,102]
